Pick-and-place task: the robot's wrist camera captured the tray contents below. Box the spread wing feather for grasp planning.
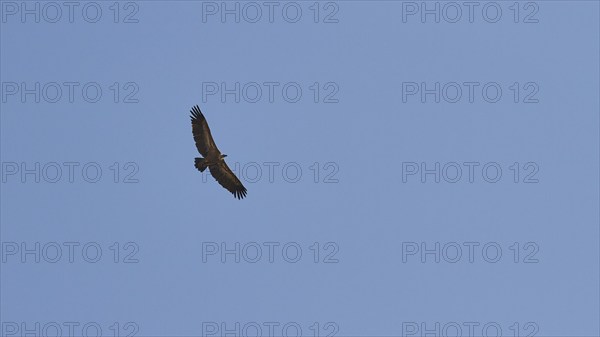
[209,162,248,199]
[190,105,219,157]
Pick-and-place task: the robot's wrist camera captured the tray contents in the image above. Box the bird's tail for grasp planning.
[194,157,207,172]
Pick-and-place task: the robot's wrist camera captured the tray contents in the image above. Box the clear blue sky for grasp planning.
[1,1,599,336]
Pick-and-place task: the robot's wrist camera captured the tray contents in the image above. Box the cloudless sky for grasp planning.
[1,1,599,336]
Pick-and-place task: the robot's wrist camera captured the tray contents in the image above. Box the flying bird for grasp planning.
[190,105,247,199]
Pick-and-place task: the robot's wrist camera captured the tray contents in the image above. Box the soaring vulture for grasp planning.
[190,105,247,199]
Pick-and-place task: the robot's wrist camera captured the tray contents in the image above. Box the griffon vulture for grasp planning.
[190,105,247,199]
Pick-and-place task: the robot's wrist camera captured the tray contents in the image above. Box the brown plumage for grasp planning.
[190,105,247,199]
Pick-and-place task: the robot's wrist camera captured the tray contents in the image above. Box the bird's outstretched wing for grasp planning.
[190,105,219,157]
[209,161,247,199]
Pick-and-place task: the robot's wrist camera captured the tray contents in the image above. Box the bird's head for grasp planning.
[221,154,228,158]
